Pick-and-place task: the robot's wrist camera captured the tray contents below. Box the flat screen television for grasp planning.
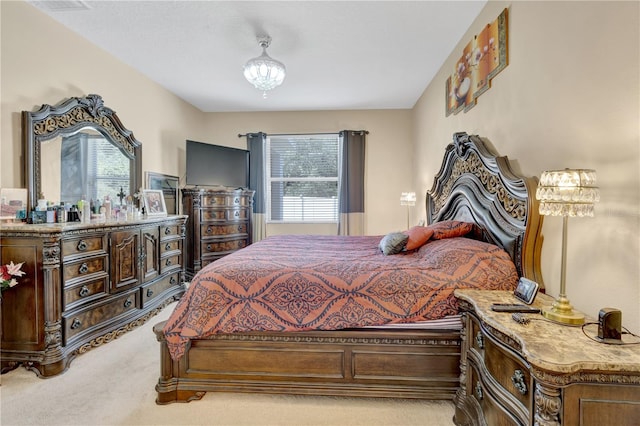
[185,140,250,188]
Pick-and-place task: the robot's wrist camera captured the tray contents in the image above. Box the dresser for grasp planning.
[182,188,254,280]
[453,289,640,426]
[0,216,187,377]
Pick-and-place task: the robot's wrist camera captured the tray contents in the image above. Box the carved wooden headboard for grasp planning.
[426,132,544,286]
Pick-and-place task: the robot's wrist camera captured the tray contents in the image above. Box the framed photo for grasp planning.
[1,188,28,220]
[141,189,167,217]
[145,172,179,215]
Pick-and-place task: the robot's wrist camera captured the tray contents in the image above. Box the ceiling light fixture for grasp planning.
[243,36,286,99]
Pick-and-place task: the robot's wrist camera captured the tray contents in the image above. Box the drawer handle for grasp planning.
[475,382,483,400]
[170,276,177,285]
[206,244,212,251]
[511,369,528,395]
[77,240,88,251]
[475,331,484,349]
[165,243,171,251]
[70,318,82,330]
[123,298,133,308]
[79,263,89,274]
[234,197,240,205]
[234,210,240,217]
[164,227,172,235]
[206,225,213,235]
[146,289,154,297]
[165,259,172,266]
[79,286,90,297]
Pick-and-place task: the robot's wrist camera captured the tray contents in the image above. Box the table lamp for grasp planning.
[400,192,416,229]
[536,169,600,325]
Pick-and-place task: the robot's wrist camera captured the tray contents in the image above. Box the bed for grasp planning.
[154,132,544,404]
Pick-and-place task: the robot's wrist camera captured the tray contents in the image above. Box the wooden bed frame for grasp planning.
[154,132,544,404]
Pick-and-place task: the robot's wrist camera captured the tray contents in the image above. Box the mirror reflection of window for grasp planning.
[59,130,131,206]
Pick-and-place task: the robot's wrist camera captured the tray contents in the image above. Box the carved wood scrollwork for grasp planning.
[426,132,544,283]
[432,152,526,221]
[534,383,561,426]
[32,95,136,155]
[42,244,61,266]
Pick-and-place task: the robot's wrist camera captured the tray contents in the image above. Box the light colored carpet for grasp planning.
[0,303,455,426]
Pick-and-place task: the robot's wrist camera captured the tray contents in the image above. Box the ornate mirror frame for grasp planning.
[23,94,142,212]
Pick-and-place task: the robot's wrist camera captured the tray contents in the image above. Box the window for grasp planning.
[266,134,339,223]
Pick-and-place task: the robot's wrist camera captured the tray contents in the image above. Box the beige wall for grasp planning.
[413,1,640,333]
[0,1,208,197]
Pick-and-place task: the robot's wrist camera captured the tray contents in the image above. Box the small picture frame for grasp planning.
[1,188,28,221]
[145,172,179,215]
[514,277,540,305]
[141,189,167,217]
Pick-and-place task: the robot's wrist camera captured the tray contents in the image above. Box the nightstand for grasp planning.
[453,289,640,426]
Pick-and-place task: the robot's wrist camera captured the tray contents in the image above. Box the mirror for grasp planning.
[23,94,142,212]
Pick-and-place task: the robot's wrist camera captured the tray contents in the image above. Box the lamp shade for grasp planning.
[400,192,416,206]
[536,169,600,217]
[243,36,286,96]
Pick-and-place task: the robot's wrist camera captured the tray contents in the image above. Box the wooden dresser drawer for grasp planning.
[469,361,522,426]
[141,272,181,308]
[201,207,249,221]
[201,238,247,254]
[160,224,181,240]
[63,290,139,344]
[202,194,249,207]
[201,223,248,237]
[160,254,182,274]
[63,276,108,310]
[161,239,181,254]
[62,235,106,259]
[63,255,108,282]
[484,335,531,409]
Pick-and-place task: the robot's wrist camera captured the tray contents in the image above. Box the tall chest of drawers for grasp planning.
[182,188,254,280]
[453,290,640,426]
[0,216,187,377]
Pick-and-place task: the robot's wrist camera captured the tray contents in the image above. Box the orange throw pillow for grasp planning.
[404,226,435,251]
[427,220,474,240]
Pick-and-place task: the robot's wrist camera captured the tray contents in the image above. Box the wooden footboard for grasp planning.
[154,321,461,404]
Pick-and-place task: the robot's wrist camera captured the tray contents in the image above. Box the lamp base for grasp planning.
[541,296,585,326]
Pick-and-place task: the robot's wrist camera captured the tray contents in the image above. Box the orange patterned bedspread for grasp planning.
[164,234,518,360]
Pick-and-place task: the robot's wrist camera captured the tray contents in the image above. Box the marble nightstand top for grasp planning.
[455,289,640,376]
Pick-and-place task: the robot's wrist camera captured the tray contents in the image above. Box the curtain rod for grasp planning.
[238,130,369,138]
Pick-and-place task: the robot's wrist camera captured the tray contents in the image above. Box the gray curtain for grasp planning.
[338,130,366,235]
[247,132,267,242]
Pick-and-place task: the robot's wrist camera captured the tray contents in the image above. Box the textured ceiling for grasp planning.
[29,1,487,112]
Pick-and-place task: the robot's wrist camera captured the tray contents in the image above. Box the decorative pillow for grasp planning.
[426,220,474,240]
[379,232,409,255]
[403,226,435,251]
